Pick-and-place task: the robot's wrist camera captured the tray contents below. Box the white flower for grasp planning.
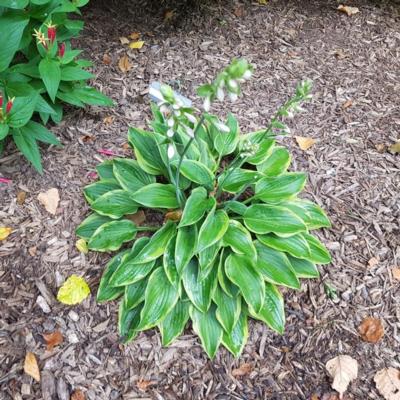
[215,121,230,133]
[167,144,175,159]
[149,87,165,104]
[174,110,181,117]
[185,126,195,138]
[203,96,211,112]
[243,70,252,80]
[167,117,174,128]
[185,113,197,124]
[160,104,169,114]
[228,79,238,90]
[217,87,225,101]
[228,92,238,102]
[167,129,174,138]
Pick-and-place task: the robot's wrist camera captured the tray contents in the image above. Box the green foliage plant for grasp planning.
[77,59,331,358]
[0,0,112,172]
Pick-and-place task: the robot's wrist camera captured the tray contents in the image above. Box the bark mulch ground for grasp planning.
[1,0,399,399]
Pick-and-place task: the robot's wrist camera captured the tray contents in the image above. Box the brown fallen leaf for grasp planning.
[17,191,27,205]
[43,330,64,351]
[136,379,157,391]
[37,188,60,215]
[295,136,316,151]
[103,115,114,125]
[234,5,245,17]
[232,363,252,377]
[102,53,112,65]
[28,246,37,257]
[165,210,182,222]
[71,389,85,400]
[0,227,12,241]
[392,268,400,282]
[337,5,360,16]
[342,99,353,109]
[326,355,358,398]
[118,55,132,73]
[375,143,386,153]
[119,36,129,45]
[374,368,400,400]
[129,32,140,40]
[358,317,384,343]
[126,210,146,225]
[368,257,379,269]
[164,10,175,21]
[388,141,400,154]
[24,352,40,382]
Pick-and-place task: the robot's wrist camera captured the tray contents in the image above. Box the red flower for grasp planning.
[6,98,14,114]
[0,95,3,108]
[47,26,56,43]
[58,43,65,57]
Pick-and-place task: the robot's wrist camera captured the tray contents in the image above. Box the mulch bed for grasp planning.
[1,0,399,398]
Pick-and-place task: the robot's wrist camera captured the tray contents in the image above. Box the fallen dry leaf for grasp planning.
[71,389,85,400]
[368,257,379,268]
[375,143,386,153]
[43,330,63,351]
[388,141,400,154]
[129,32,140,40]
[392,268,400,282]
[118,55,132,73]
[57,275,91,305]
[76,238,88,254]
[103,115,114,125]
[164,10,174,21]
[374,368,400,400]
[136,379,157,391]
[28,246,37,257]
[342,99,353,109]
[234,5,245,17]
[37,188,60,215]
[24,352,40,382]
[232,363,252,377]
[0,226,12,241]
[129,40,144,50]
[165,210,182,222]
[17,191,26,205]
[102,53,112,65]
[295,136,316,151]
[126,210,146,225]
[358,317,384,343]
[337,5,359,16]
[258,0,268,5]
[119,36,129,45]
[326,355,358,398]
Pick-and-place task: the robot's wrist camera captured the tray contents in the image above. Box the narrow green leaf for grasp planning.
[22,121,61,146]
[163,234,179,287]
[76,213,113,240]
[175,159,214,188]
[219,168,258,194]
[197,209,229,252]
[137,267,179,330]
[125,279,147,310]
[291,199,331,229]
[12,129,42,173]
[198,241,221,281]
[217,250,239,298]
[91,190,139,219]
[190,304,223,358]
[302,233,331,264]
[159,300,190,346]
[179,187,214,227]
[96,160,117,181]
[130,183,179,209]
[223,220,257,259]
[39,58,61,102]
[60,66,94,81]
[224,201,248,216]
[225,253,265,313]
[119,301,143,343]
[222,310,248,357]
[287,255,319,278]
[175,225,197,275]
[214,285,241,333]
[257,233,311,260]
[83,180,121,204]
[254,241,300,289]
[113,158,155,193]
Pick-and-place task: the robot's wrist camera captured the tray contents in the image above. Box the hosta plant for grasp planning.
[77,59,331,358]
[0,0,112,172]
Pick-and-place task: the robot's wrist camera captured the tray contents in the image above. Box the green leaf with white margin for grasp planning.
[76,213,113,240]
[254,241,300,289]
[179,187,214,227]
[83,180,121,204]
[224,201,248,216]
[246,139,275,165]
[39,58,61,102]
[217,250,239,298]
[301,233,331,264]
[287,255,319,278]
[182,258,217,313]
[257,146,291,176]
[218,168,258,194]
[118,301,143,343]
[163,234,179,287]
[136,267,179,330]
[130,183,179,209]
[255,173,307,203]
[190,304,223,358]
[287,199,331,230]
[109,237,155,286]
[159,300,190,346]
[244,204,307,236]
[213,285,241,333]
[113,158,155,193]
[125,279,147,310]
[175,224,197,275]
[249,283,285,334]
[197,208,229,252]
[12,128,42,173]
[88,220,137,252]
[257,233,311,260]
[214,113,239,156]
[133,221,177,264]
[91,190,139,219]
[198,241,221,281]
[96,160,117,182]
[175,159,214,189]
[223,220,257,259]
[222,310,248,357]
[225,253,265,313]
[97,250,129,302]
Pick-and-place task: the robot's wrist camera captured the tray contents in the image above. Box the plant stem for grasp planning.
[136,226,160,232]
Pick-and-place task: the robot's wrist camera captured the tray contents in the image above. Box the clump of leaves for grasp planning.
[77,59,331,358]
[0,0,112,172]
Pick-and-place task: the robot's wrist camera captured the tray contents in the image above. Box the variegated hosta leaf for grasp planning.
[159,300,190,346]
[222,310,248,357]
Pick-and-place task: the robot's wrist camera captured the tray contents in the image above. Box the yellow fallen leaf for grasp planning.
[76,239,88,254]
[326,355,358,398]
[119,36,129,45]
[295,136,316,151]
[0,226,12,241]
[37,188,60,215]
[118,55,132,73]
[374,368,400,400]
[258,0,268,4]
[24,352,40,382]
[338,5,360,16]
[129,40,144,50]
[388,141,400,154]
[57,275,91,305]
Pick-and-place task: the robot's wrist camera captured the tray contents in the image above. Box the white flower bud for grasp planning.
[243,70,252,80]
[228,92,238,102]
[167,129,174,138]
[185,113,197,124]
[167,117,174,128]
[185,126,195,138]
[160,104,169,114]
[215,122,230,133]
[228,79,238,90]
[216,87,225,101]
[167,144,175,159]
[174,110,181,117]
[203,96,211,112]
